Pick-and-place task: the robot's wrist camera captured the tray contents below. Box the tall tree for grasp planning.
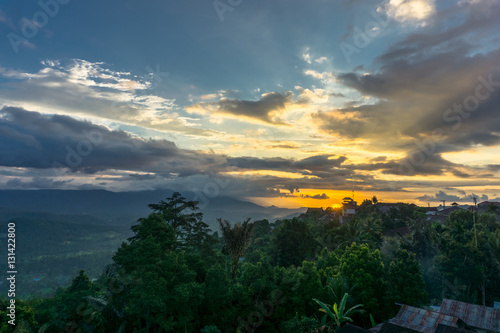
[148,192,211,248]
[386,250,428,309]
[218,218,255,279]
[338,243,387,320]
[112,214,205,331]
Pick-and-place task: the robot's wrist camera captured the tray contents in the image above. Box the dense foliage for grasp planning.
[1,195,499,332]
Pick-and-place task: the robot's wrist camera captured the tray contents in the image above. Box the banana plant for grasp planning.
[313,292,363,332]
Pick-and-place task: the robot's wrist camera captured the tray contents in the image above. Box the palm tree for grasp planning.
[326,276,358,309]
[335,219,378,248]
[218,218,255,279]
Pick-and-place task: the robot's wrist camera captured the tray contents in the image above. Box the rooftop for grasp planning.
[388,305,462,333]
[439,299,500,332]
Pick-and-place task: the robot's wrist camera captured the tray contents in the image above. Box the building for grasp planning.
[340,197,357,224]
[377,203,402,214]
[438,299,500,333]
[372,299,500,333]
[428,206,464,223]
[477,201,500,214]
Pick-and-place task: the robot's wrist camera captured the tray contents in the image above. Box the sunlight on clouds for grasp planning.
[381,0,435,25]
[247,189,368,209]
[315,56,328,64]
[0,60,220,137]
[442,147,500,166]
[304,69,335,81]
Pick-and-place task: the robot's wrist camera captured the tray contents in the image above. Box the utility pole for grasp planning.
[471,195,478,248]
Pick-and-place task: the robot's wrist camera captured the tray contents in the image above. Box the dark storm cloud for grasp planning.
[378,1,500,65]
[1,107,493,196]
[227,154,349,178]
[0,107,359,194]
[0,106,225,176]
[301,193,330,200]
[187,91,293,125]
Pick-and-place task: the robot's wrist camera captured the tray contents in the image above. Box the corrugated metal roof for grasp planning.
[434,324,472,333]
[439,299,500,332]
[388,305,461,333]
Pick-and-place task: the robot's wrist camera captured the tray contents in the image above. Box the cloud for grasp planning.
[416,191,491,204]
[380,0,436,26]
[0,106,225,176]
[186,91,294,125]
[302,47,312,64]
[344,153,471,177]
[415,190,489,203]
[6,176,72,189]
[315,57,328,64]
[0,59,215,137]
[313,3,500,156]
[227,154,349,178]
[0,107,361,195]
[304,69,335,81]
[301,193,330,199]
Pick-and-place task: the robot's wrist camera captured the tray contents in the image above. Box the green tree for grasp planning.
[200,265,235,331]
[148,192,211,248]
[486,203,500,215]
[335,217,381,249]
[337,243,386,320]
[402,218,436,259]
[386,250,428,309]
[273,218,318,267]
[289,261,324,316]
[111,212,205,331]
[27,271,102,332]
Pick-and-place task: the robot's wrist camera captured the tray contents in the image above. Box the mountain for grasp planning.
[0,189,306,228]
[0,189,305,297]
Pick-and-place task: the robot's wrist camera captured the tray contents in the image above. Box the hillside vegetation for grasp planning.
[1,194,499,332]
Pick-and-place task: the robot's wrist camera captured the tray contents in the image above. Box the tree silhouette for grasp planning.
[148,192,210,248]
[486,203,500,215]
[218,218,255,279]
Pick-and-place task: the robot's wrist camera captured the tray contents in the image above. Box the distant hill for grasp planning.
[0,189,306,229]
[0,217,132,298]
[0,190,305,297]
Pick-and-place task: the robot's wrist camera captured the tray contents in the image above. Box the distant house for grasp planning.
[385,304,466,333]
[377,203,402,214]
[340,197,357,224]
[298,207,335,222]
[438,299,500,333]
[426,207,439,217]
[478,201,500,207]
[306,207,324,215]
[429,206,464,223]
[477,201,500,214]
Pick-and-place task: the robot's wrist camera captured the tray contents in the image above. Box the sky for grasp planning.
[0,0,499,208]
